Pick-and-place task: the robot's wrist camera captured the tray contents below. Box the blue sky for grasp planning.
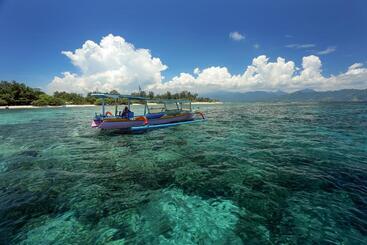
[0,0,366,93]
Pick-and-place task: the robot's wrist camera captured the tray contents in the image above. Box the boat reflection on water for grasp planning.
[91,93,206,132]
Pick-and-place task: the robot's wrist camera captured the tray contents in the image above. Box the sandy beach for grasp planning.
[191,101,223,105]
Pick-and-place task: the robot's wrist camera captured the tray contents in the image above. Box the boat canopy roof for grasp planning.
[90,93,191,103]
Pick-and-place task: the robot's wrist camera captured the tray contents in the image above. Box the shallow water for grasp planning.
[0,103,366,244]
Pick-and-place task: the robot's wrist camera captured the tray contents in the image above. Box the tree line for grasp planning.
[131,90,216,102]
[0,81,216,106]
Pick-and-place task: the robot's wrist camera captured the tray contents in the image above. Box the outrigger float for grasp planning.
[91,93,206,131]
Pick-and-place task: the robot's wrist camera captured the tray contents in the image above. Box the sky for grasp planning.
[0,0,366,94]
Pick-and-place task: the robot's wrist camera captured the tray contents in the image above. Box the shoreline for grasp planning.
[0,104,97,110]
[0,102,223,110]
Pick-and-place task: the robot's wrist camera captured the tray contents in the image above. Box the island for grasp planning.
[0,81,219,108]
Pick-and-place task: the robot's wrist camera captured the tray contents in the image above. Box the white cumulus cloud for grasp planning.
[48,34,167,94]
[229,31,245,41]
[48,34,367,94]
[148,55,367,93]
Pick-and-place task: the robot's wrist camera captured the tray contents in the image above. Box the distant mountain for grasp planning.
[278,88,367,102]
[203,88,367,102]
[204,90,286,102]
[294,88,316,93]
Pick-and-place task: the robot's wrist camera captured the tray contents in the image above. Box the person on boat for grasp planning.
[121,106,131,118]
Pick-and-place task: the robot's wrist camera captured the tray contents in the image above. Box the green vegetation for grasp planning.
[0,81,217,106]
[94,90,217,105]
[53,91,100,104]
[31,94,65,106]
[131,90,217,102]
[0,81,44,105]
[53,91,87,104]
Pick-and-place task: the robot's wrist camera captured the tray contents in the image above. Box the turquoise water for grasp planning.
[0,103,366,244]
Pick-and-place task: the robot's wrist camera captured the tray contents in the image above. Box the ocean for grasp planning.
[0,102,366,244]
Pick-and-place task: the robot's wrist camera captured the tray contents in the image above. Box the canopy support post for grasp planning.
[102,98,105,115]
[115,98,118,116]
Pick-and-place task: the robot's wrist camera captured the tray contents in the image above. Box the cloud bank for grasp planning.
[48,34,367,94]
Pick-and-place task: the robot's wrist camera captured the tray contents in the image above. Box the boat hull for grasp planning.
[92,113,196,130]
[148,113,194,125]
[92,118,146,129]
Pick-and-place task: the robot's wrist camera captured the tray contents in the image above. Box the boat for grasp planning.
[90,93,206,131]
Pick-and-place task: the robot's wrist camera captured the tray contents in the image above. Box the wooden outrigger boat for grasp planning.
[91,93,206,131]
